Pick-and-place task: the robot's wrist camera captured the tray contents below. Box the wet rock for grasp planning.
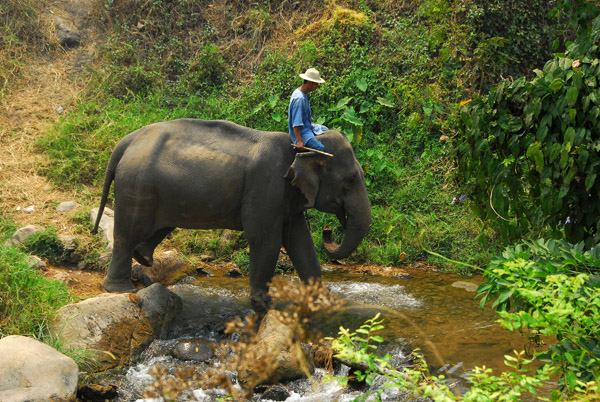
[77,383,117,402]
[451,281,478,292]
[138,283,182,338]
[4,224,44,247]
[56,201,80,213]
[171,339,215,362]
[0,335,78,402]
[226,267,243,278]
[91,207,114,254]
[369,374,414,401]
[238,310,314,386]
[50,284,180,370]
[134,252,195,286]
[195,266,211,276]
[261,385,291,401]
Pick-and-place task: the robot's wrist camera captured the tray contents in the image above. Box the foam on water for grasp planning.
[328,281,422,310]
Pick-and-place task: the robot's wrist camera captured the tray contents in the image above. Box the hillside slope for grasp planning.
[0,0,97,232]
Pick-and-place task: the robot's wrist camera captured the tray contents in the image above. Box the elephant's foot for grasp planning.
[102,277,136,293]
[250,291,272,317]
[133,244,154,266]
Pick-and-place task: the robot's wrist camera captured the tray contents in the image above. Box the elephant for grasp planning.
[92,119,371,310]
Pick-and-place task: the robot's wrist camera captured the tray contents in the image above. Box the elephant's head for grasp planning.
[285,131,371,260]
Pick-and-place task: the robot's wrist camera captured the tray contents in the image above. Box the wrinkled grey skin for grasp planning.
[92,119,371,310]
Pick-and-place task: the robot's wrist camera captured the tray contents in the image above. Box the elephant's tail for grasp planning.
[91,134,134,234]
[91,165,114,235]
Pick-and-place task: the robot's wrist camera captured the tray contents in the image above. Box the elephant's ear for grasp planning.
[284,153,326,207]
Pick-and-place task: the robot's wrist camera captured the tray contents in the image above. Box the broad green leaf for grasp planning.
[329,96,353,112]
[376,96,395,107]
[526,142,544,173]
[270,111,281,122]
[359,101,372,114]
[343,127,354,143]
[585,173,597,192]
[566,86,579,106]
[356,77,368,92]
[566,370,577,389]
[268,94,278,108]
[550,78,565,91]
[423,103,433,117]
[343,108,364,126]
[565,127,575,148]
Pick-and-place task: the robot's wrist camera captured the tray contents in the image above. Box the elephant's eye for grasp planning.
[342,173,358,189]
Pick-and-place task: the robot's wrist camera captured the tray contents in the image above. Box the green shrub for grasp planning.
[22,227,70,265]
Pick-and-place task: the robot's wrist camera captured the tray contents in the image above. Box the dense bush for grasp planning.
[456,13,600,246]
[477,238,600,396]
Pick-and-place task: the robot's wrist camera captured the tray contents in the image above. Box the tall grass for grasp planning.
[0,244,74,338]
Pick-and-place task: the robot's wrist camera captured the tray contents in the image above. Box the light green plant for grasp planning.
[328,315,578,402]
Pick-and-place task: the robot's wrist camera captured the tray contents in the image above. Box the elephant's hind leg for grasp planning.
[133,227,174,266]
[103,238,136,293]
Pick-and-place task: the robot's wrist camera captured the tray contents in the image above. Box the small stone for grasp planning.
[451,281,478,292]
[171,339,215,362]
[56,201,79,213]
[23,205,35,213]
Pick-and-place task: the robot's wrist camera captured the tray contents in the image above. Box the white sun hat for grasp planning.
[299,68,326,84]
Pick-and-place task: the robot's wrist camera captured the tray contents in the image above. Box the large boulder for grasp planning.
[238,310,314,386]
[0,335,78,402]
[50,283,180,370]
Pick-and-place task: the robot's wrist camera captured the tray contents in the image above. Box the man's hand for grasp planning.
[293,126,304,150]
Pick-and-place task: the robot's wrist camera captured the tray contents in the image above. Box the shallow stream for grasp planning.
[101,265,550,401]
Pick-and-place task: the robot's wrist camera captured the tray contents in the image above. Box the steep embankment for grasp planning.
[0,0,97,232]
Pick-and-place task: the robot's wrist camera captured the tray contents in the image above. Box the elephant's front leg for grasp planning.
[283,212,321,284]
[247,230,283,313]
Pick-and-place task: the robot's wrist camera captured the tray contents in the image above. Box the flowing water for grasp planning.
[103,265,552,401]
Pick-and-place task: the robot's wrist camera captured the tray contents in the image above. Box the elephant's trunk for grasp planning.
[322,192,371,260]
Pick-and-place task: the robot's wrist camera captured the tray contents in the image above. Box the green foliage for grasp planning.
[329,313,388,386]
[329,315,562,402]
[456,14,600,246]
[0,245,74,338]
[477,238,600,395]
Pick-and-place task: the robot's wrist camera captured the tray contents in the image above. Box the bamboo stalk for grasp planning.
[290,144,334,157]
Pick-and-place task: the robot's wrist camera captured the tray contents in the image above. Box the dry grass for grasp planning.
[0,0,100,236]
